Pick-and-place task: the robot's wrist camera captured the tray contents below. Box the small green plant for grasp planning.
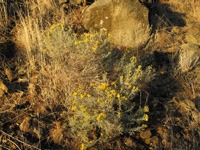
[68,53,154,149]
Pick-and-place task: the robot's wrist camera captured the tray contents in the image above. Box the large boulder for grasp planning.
[185,23,200,46]
[82,0,150,48]
[177,43,200,72]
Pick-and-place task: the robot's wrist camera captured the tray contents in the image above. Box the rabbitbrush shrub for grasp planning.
[69,53,154,149]
[41,23,116,104]
[42,24,154,149]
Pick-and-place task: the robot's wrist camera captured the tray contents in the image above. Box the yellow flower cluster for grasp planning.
[144,105,149,112]
[50,23,64,30]
[143,114,149,121]
[98,83,109,91]
[130,56,137,62]
[97,113,107,122]
[90,83,97,87]
[92,41,99,51]
[74,41,83,45]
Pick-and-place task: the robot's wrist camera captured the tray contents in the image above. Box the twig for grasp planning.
[7,138,21,150]
[0,130,41,150]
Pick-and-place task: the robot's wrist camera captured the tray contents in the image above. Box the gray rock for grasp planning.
[178,43,200,72]
[82,0,150,48]
[185,23,200,46]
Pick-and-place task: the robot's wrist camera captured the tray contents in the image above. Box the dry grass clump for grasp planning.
[1,0,200,149]
[162,97,200,149]
[0,1,9,36]
[167,0,200,22]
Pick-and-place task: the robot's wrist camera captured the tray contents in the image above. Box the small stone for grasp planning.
[140,130,152,139]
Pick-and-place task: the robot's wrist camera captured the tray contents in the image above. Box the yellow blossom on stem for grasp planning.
[98,83,109,91]
[144,114,149,121]
[73,92,77,97]
[74,41,78,45]
[130,56,137,62]
[138,65,142,69]
[84,38,89,43]
[80,144,85,150]
[71,106,77,111]
[142,124,148,128]
[111,82,116,86]
[118,112,121,117]
[97,98,103,103]
[144,105,149,112]
[97,113,107,122]
[120,76,124,80]
[110,90,116,95]
[73,99,77,104]
[80,94,84,99]
[117,93,121,98]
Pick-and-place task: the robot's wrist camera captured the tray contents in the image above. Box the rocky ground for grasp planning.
[0,0,200,150]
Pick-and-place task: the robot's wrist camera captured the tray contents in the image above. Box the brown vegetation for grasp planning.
[0,0,200,149]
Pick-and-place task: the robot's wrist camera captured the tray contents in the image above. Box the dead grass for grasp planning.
[0,0,200,149]
[167,0,200,22]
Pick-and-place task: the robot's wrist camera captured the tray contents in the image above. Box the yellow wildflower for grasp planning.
[133,75,138,80]
[87,94,91,97]
[122,96,128,100]
[121,57,125,60]
[73,92,78,97]
[83,107,87,113]
[118,112,121,117]
[111,82,116,86]
[97,98,103,103]
[142,124,148,128]
[126,78,129,82]
[138,65,142,69]
[84,38,89,43]
[106,94,111,99]
[144,105,149,112]
[130,56,137,62]
[98,83,109,90]
[90,83,96,86]
[74,41,78,45]
[78,41,83,44]
[100,133,104,136]
[144,114,149,121]
[132,86,136,90]
[80,94,84,99]
[73,99,77,104]
[117,93,121,98]
[71,106,77,111]
[120,76,124,80]
[92,41,99,51]
[97,113,107,122]
[80,93,87,99]
[110,90,116,95]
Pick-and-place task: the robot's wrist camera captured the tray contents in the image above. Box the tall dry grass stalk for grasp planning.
[0,1,9,41]
[11,0,66,105]
[12,0,111,107]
